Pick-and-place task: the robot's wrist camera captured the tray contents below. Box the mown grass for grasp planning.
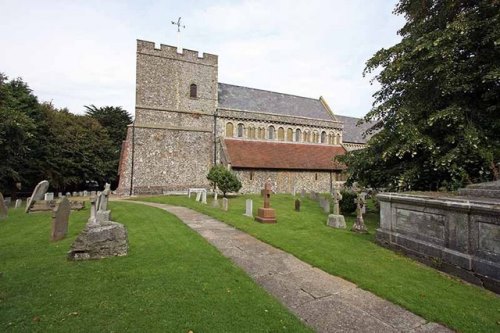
[0,202,312,333]
[139,194,500,333]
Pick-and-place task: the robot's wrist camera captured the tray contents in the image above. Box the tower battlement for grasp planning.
[137,40,218,66]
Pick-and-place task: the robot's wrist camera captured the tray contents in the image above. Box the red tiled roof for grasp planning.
[224,139,346,170]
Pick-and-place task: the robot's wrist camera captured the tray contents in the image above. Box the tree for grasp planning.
[339,0,500,191]
[84,105,132,149]
[207,165,242,197]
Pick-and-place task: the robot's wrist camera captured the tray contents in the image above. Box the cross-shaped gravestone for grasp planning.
[351,192,368,233]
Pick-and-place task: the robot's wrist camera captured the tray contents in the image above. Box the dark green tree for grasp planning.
[84,105,132,148]
[339,0,500,191]
[207,165,242,197]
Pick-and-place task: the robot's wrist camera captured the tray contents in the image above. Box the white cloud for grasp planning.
[0,0,404,117]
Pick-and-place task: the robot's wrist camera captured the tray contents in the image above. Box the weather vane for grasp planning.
[171,17,186,52]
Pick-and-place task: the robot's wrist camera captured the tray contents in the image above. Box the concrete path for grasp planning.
[130,201,453,333]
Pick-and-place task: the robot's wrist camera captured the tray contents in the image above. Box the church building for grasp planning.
[117,40,370,195]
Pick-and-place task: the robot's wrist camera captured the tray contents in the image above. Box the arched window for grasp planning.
[225,122,234,137]
[312,131,319,143]
[237,123,244,137]
[321,131,326,143]
[278,127,285,141]
[258,128,265,139]
[303,131,311,142]
[328,133,333,144]
[286,128,293,141]
[248,127,255,139]
[190,83,197,98]
[268,126,275,140]
[295,129,301,142]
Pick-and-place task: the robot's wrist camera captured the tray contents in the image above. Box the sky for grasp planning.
[0,0,405,118]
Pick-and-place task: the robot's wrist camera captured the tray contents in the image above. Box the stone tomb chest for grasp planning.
[377,191,500,293]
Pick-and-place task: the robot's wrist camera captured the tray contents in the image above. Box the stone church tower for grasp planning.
[117,40,218,194]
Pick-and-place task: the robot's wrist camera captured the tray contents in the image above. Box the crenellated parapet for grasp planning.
[137,40,218,66]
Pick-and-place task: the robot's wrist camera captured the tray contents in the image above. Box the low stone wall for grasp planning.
[377,193,500,293]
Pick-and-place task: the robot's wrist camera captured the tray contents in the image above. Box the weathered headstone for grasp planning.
[44,192,54,201]
[201,191,207,204]
[72,191,78,197]
[292,186,296,196]
[0,193,8,220]
[222,197,229,211]
[4,197,11,206]
[79,191,84,197]
[295,199,301,212]
[351,192,368,233]
[51,197,70,241]
[255,182,277,223]
[322,199,330,214]
[301,189,306,198]
[14,199,22,209]
[195,191,202,202]
[66,192,71,197]
[68,184,128,260]
[58,192,63,198]
[244,199,253,217]
[327,187,346,229]
[25,180,49,213]
[83,190,88,197]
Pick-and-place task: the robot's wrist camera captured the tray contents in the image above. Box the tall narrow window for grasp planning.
[225,122,234,137]
[190,83,197,98]
[237,123,244,137]
[321,131,326,143]
[287,128,293,141]
[278,127,285,141]
[295,129,301,142]
[337,133,341,144]
[268,126,275,140]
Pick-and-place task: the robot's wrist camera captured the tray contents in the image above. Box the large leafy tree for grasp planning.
[339,0,500,191]
[84,105,132,149]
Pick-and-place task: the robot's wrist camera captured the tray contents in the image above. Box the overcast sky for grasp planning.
[0,0,404,118]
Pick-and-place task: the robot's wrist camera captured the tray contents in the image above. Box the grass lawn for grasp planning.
[139,194,500,333]
[0,202,312,333]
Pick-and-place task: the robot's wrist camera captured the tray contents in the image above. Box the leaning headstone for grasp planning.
[44,192,54,201]
[201,191,207,204]
[222,198,229,211]
[327,187,346,229]
[244,199,253,217]
[14,199,22,209]
[25,180,49,213]
[51,197,70,241]
[351,192,368,233]
[0,193,8,219]
[295,199,301,212]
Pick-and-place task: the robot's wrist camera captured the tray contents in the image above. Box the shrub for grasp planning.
[340,190,357,214]
[207,165,242,197]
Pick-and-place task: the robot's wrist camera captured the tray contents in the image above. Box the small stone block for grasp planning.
[327,214,346,229]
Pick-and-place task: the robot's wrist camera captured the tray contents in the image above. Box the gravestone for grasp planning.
[322,199,330,214]
[68,184,128,260]
[301,189,306,198]
[51,197,70,241]
[58,192,63,198]
[327,187,346,229]
[25,180,49,213]
[79,191,84,197]
[44,192,54,201]
[15,199,22,209]
[66,192,71,197]
[222,198,229,211]
[195,191,202,202]
[201,191,207,204]
[212,192,219,208]
[360,192,367,214]
[0,193,8,220]
[4,197,11,206]
[292,186,296,196]
[244,199,253,217]
[295,199,301,212]
[72,192,77,197]
[83,190,88,197]
[90,191,96,196]
[255,182,277,223]
[351,192,368,233]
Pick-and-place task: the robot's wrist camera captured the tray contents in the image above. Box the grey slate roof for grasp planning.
[336,115,373,144]
[218,83,335,121]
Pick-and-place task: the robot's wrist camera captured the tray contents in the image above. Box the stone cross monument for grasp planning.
[255,182,277,224]
[351,192,368,233]
[327,185,346,229]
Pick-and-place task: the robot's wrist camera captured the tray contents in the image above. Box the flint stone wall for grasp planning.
[377,193,500,293]
[233,169,339,194]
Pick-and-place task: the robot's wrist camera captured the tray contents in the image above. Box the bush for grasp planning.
[340,190,357,214]
[207,165,242,197]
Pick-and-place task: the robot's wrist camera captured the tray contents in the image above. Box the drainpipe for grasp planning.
[129,122,135,196]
